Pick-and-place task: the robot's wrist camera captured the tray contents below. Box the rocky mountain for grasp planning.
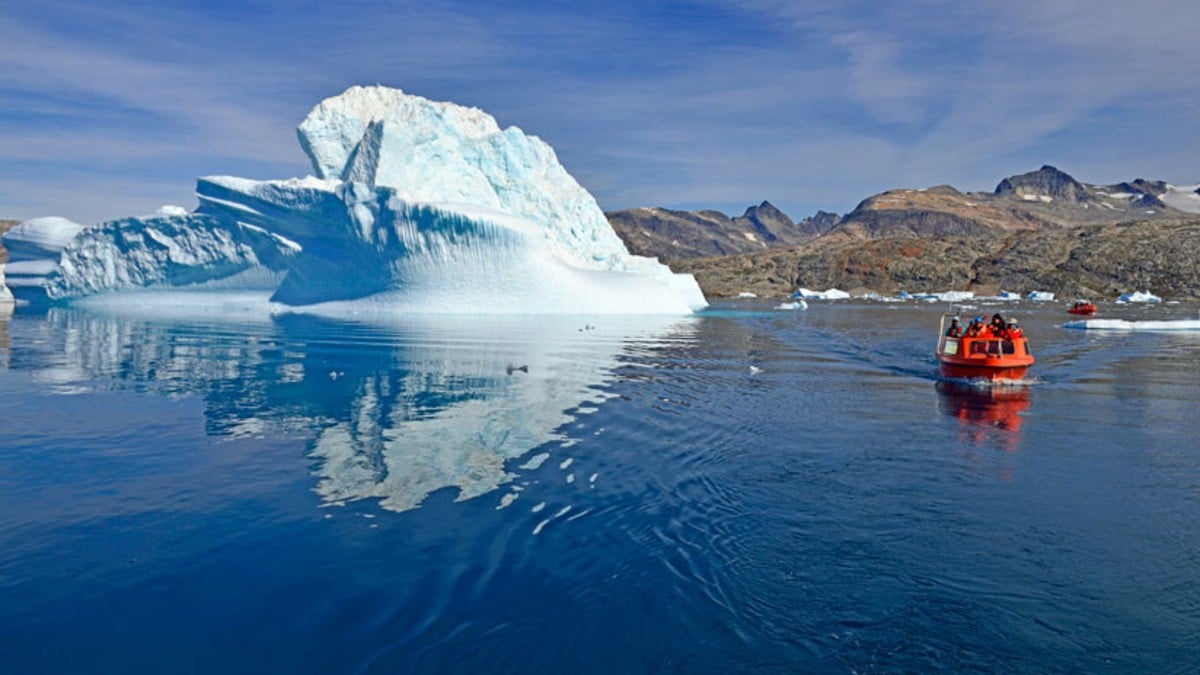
[621,166,1200,299]
[0,220,19,265]
[606,201,839,260]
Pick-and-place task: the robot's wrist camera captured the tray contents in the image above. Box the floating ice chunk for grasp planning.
[1065,318,1200,331]
[776,301,806,310]
[737,292,757,298]
[1027,291,1055,301]
[497,492,519,509]
[1115,290,1161,304]
[518,452,550,470]
[559,457,573,470]
[794,287,850,300]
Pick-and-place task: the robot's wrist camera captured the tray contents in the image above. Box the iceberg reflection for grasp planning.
[26,306,696,512]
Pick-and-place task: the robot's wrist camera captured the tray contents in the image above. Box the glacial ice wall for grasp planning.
[41,85,705,314]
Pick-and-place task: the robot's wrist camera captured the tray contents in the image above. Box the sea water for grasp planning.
[1,300,1197,673]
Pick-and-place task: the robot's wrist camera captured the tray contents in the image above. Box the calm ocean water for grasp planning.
[1,300,1197,674]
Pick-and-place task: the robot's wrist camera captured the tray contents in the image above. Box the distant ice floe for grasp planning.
[1116,290,1162,304]
[793,287,850,300]
[737,292,757,298]
[775,300,807,310]
[1066,319,1200,331]
[1027,291,1055,301]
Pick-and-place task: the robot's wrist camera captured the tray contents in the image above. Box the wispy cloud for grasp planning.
[0,0,1196,225]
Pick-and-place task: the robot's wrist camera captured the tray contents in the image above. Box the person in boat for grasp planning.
[1003,318,1023,339]
[988,313,1005,336]
[946,317,963,337]
[964,317,983,337]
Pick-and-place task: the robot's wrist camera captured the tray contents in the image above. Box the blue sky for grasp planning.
[2,0,1197,225]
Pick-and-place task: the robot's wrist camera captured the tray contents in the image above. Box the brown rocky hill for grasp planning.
[616,166,1200,299]
[675,217,1200,300]
[606,201,839,259]
[0,220,19,265]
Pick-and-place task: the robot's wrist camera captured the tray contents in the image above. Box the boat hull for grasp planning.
[938,359,1030,381]
[935,332,1034,382]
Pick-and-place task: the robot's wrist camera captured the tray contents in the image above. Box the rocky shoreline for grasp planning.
[608,166,1200,300]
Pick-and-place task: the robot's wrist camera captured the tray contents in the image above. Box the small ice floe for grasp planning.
[1115,290,1161,304]
[749,365,762,374]
[1065,318,1200,332]
[519,452,551,470]
[997,290,1021,300]
[589,473,598,485]
[793,287,850,300]
[775,300,807,310]
[497,492,519,510]
[531,502,546,513]
[737,292,758,298]
[566,473,575,483]
[559,457,573,470]
[1027,291,1055,301]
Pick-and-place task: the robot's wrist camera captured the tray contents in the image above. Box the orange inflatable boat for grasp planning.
[935,311,1034,381]
[1067,301,1097,316]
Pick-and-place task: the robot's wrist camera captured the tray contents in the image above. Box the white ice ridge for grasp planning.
[793,287,850,300]
[39,85,706,314]
[1066,319,1200,331]
[1116,290,1162,304]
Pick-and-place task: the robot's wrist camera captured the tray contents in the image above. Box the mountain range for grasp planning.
[607,166,1200,299]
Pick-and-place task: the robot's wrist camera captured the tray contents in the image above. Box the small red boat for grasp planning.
[935,311,1034,381]
[1068,300,1097,316]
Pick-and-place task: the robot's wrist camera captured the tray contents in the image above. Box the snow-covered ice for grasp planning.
[18,86,706,315]
[1027,291,1055,301]
[1116,290,1162,304]
[1065,318,1200,331]
[794,287,850,300]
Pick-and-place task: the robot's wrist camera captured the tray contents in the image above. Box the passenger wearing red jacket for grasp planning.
[1001,318,1023,339]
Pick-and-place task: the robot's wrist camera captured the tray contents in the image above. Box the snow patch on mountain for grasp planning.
[1162,183,1200,214]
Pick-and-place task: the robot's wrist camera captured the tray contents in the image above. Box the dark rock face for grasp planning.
[995,165,1090,203]
[606,202,837,260]
[0,220,20,265]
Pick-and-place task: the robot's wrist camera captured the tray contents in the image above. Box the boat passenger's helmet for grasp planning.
[975,316,984,323]
[1008,318,1019,326]
[951,317,960,323]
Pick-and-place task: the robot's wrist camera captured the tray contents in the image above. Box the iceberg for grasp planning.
[25,86,706,315]
[1065,318,1199,331]
[1027,291,1055,301]
[1115,290,1161,304]
[794,287,850,300]
[2,216,87,304]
